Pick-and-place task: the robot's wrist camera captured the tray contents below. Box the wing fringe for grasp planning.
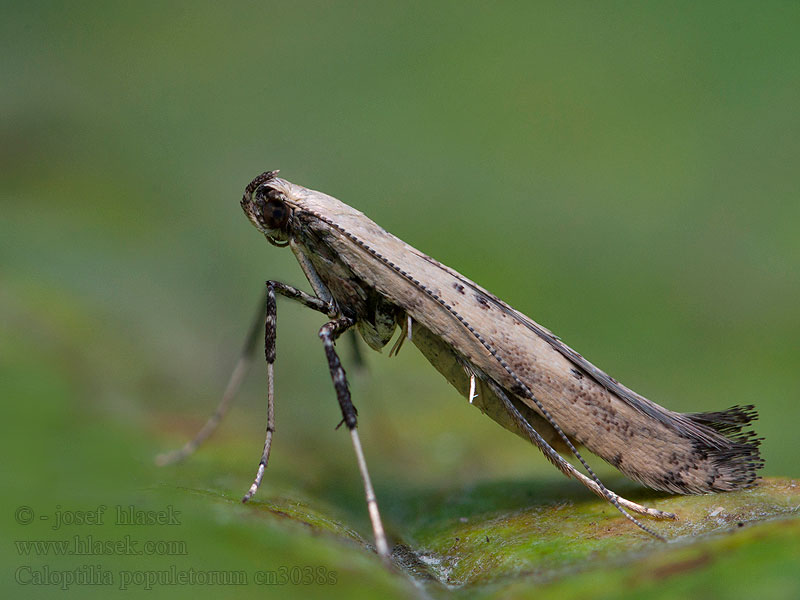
[684,404,763,491]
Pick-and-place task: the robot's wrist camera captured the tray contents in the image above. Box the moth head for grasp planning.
[241,170,292,247]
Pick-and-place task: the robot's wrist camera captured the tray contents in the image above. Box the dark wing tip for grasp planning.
[688,404,764,491]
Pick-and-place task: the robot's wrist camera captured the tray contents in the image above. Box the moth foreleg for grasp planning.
[485,379,676,525]
[155,289,269,466]
[265,279,335,315]
[242,280,336,502]
[242,284,279,502]
[319,317,390,559]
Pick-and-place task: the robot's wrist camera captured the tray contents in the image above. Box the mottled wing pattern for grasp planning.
[274,177,762,494]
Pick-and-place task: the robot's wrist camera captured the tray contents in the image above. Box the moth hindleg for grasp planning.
[319,317,390,559]
[485,378,675,524]
[242,280,334,502]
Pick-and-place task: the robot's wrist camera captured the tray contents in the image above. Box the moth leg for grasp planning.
[319,317,391,559]
[493,366,671,539]
[265,280,334,314]
[388,313,414,357]
[155,290,268,466]
[290,239,336,311]
[242,280,333,503]
[485,379,676,521]
[242,285,278,502]
[388,316,408,357]
[157,280,332,469]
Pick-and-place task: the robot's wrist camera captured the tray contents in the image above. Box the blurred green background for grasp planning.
[2,2,798,598]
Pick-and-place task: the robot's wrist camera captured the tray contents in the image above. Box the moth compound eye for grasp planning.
[254,185,290,230]
[263,199,289,230]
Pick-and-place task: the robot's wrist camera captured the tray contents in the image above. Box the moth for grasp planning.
[159,170,762,558]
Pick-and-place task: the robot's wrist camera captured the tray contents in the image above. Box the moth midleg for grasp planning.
[485,378,675,521]
[242,280,332,502]
[318,317,390,559]
[155,290,268,466]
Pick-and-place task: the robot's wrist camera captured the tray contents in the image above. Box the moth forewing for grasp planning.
[275,175,761,495]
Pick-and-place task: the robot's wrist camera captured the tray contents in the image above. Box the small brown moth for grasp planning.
[159,170,762,558]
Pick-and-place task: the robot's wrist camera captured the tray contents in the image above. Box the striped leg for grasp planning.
[485,378,675,521]
[241,284,278,502]
[242,281,332,503]
[319,317,390,559]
